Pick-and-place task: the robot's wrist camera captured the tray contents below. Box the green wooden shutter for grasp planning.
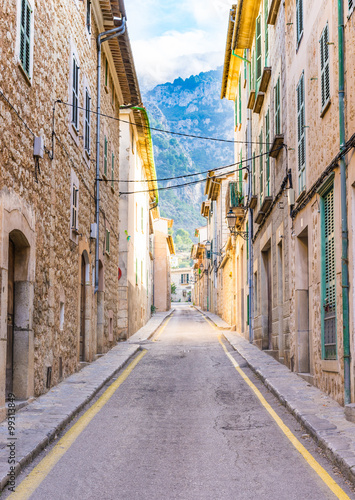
[84,89,90,153]
[274,77,281,135]
[234,95,238,127]
[322,187,336,359]
[238,77,242,125]
[246,221,249,259]
[320,24,330,110]
[104,136,108,176]
[252,152,256,195]
[264,0,269,65]
[297,73,306,192]
[296,0,303,45]
[251,51,255,90]
[72,58,79,129]
[255,16,262,92]
[259,131,264,204]
[86,0,91,34]
[20,0,31,76]
[265,109,270,196]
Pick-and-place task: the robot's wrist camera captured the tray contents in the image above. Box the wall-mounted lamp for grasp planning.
[226,209,248,240]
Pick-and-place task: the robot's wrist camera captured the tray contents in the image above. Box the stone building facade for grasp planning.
[171,267,193,303]
[0,0,152,420]
[153,217,174,312]
[117,107,158,338]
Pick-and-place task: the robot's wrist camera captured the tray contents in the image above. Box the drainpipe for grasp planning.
[246,49,254,344]
[95,18,126,293]
[337,0,351,404]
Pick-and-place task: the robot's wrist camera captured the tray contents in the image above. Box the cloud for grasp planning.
[131,29,226,89]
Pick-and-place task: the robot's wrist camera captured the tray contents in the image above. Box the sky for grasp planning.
[125,0,233,89]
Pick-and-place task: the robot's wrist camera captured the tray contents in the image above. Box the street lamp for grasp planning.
[226,209,248,240]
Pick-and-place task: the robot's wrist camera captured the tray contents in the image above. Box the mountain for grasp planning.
[142,68,235,242]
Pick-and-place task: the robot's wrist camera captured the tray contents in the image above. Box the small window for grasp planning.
[86,0,91,35]
[19,0,32,77]
[72,56,79,130]
[72,185,78,230]
[274,77,281,135]
[103,135,108,176]
[320,24,330,112]
[264,0,269,65]
[105,229,110,255]
[111,152,114,187]
[349,0,354,16]
[296,0,304,47]
[255,16,262,91]
[84,88,91,154]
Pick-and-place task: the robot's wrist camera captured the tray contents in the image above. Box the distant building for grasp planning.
[171,268,193,302]
[153,217,175,312]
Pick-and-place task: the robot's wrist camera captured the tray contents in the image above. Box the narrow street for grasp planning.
[7,306,354,500]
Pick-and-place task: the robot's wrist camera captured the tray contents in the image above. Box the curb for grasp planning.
[197,309,355,486]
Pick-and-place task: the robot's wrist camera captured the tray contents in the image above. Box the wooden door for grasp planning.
[80,255,86,361]
[267,249,272,350]
[6,240,15,397]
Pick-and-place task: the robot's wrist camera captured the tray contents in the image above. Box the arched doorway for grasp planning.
[6,238,15,397]
[79,254,86,361]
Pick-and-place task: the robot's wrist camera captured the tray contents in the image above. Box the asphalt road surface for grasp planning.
[7,305,355,500]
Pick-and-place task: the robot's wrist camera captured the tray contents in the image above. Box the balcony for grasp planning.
[267,0,282,25]
[225,182,246,229]
[269,134,284,158]
[255,196,273,224]
[247,90,256,109]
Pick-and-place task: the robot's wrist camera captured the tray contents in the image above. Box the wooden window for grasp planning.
[297,73,306,193]
[105,229,110,255]
[20,0,32,76]
[84,88,91,154]
[252,152,256,195]
[72,185,78,230]
[259,131,264,203]
[265,109,270,196]
[264,0,269,65]
[320,24,330,112]
[103,135,108,177]
[274,77,281,135]
[255,16,262,91]
[86,0,91,34]
[321,186,336,360]
[111,152,114,187]
[296,0,303,47]
[238,77,242,125]
[72,57,79,129]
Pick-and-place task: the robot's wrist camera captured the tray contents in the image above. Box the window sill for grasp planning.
[69,123,80,146]
[321,359,338,373]
[320,100,331,118]
[83,149,91,167]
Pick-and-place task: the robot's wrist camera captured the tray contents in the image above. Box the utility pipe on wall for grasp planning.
[337,0,351,405]
[95,18,126,293]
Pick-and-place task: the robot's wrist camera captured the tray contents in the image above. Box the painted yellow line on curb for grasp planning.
[217,335,351,500]
[8,350,147,500]
[152,314,173,342]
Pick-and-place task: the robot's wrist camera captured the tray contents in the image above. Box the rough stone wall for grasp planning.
[0,0,126,412]
[285,0,347,404]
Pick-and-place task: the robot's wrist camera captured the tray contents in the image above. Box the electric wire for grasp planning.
[55,99,277,146]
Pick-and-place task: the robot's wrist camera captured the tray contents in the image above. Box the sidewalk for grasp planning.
[0,309,173,492]
[197,307,355,484]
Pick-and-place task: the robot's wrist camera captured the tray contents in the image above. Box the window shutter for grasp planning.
[296,0,303,45]
[181,274,183,284]
[274,77,281,135]
[20,0,31,76]
[86,0,91,34]
[259,131,263,204]
[72,58,79,129]
[323,188,336,359]
[264,0,269,65]
[104,136,108,176]
[238,149,243,195]
[238,77,242,125]
[252,152,256,195]
[320,24,330,110]
[105,58,108,87]
[85,89,90,153]
[265,109,270,196]
[72,186,78,229]
[297,73,306,192]
[255,16,262,90]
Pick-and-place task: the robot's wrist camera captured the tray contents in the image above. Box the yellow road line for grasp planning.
[152,314,173,342]
[9,350,147,500]
[216,334,350,500]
